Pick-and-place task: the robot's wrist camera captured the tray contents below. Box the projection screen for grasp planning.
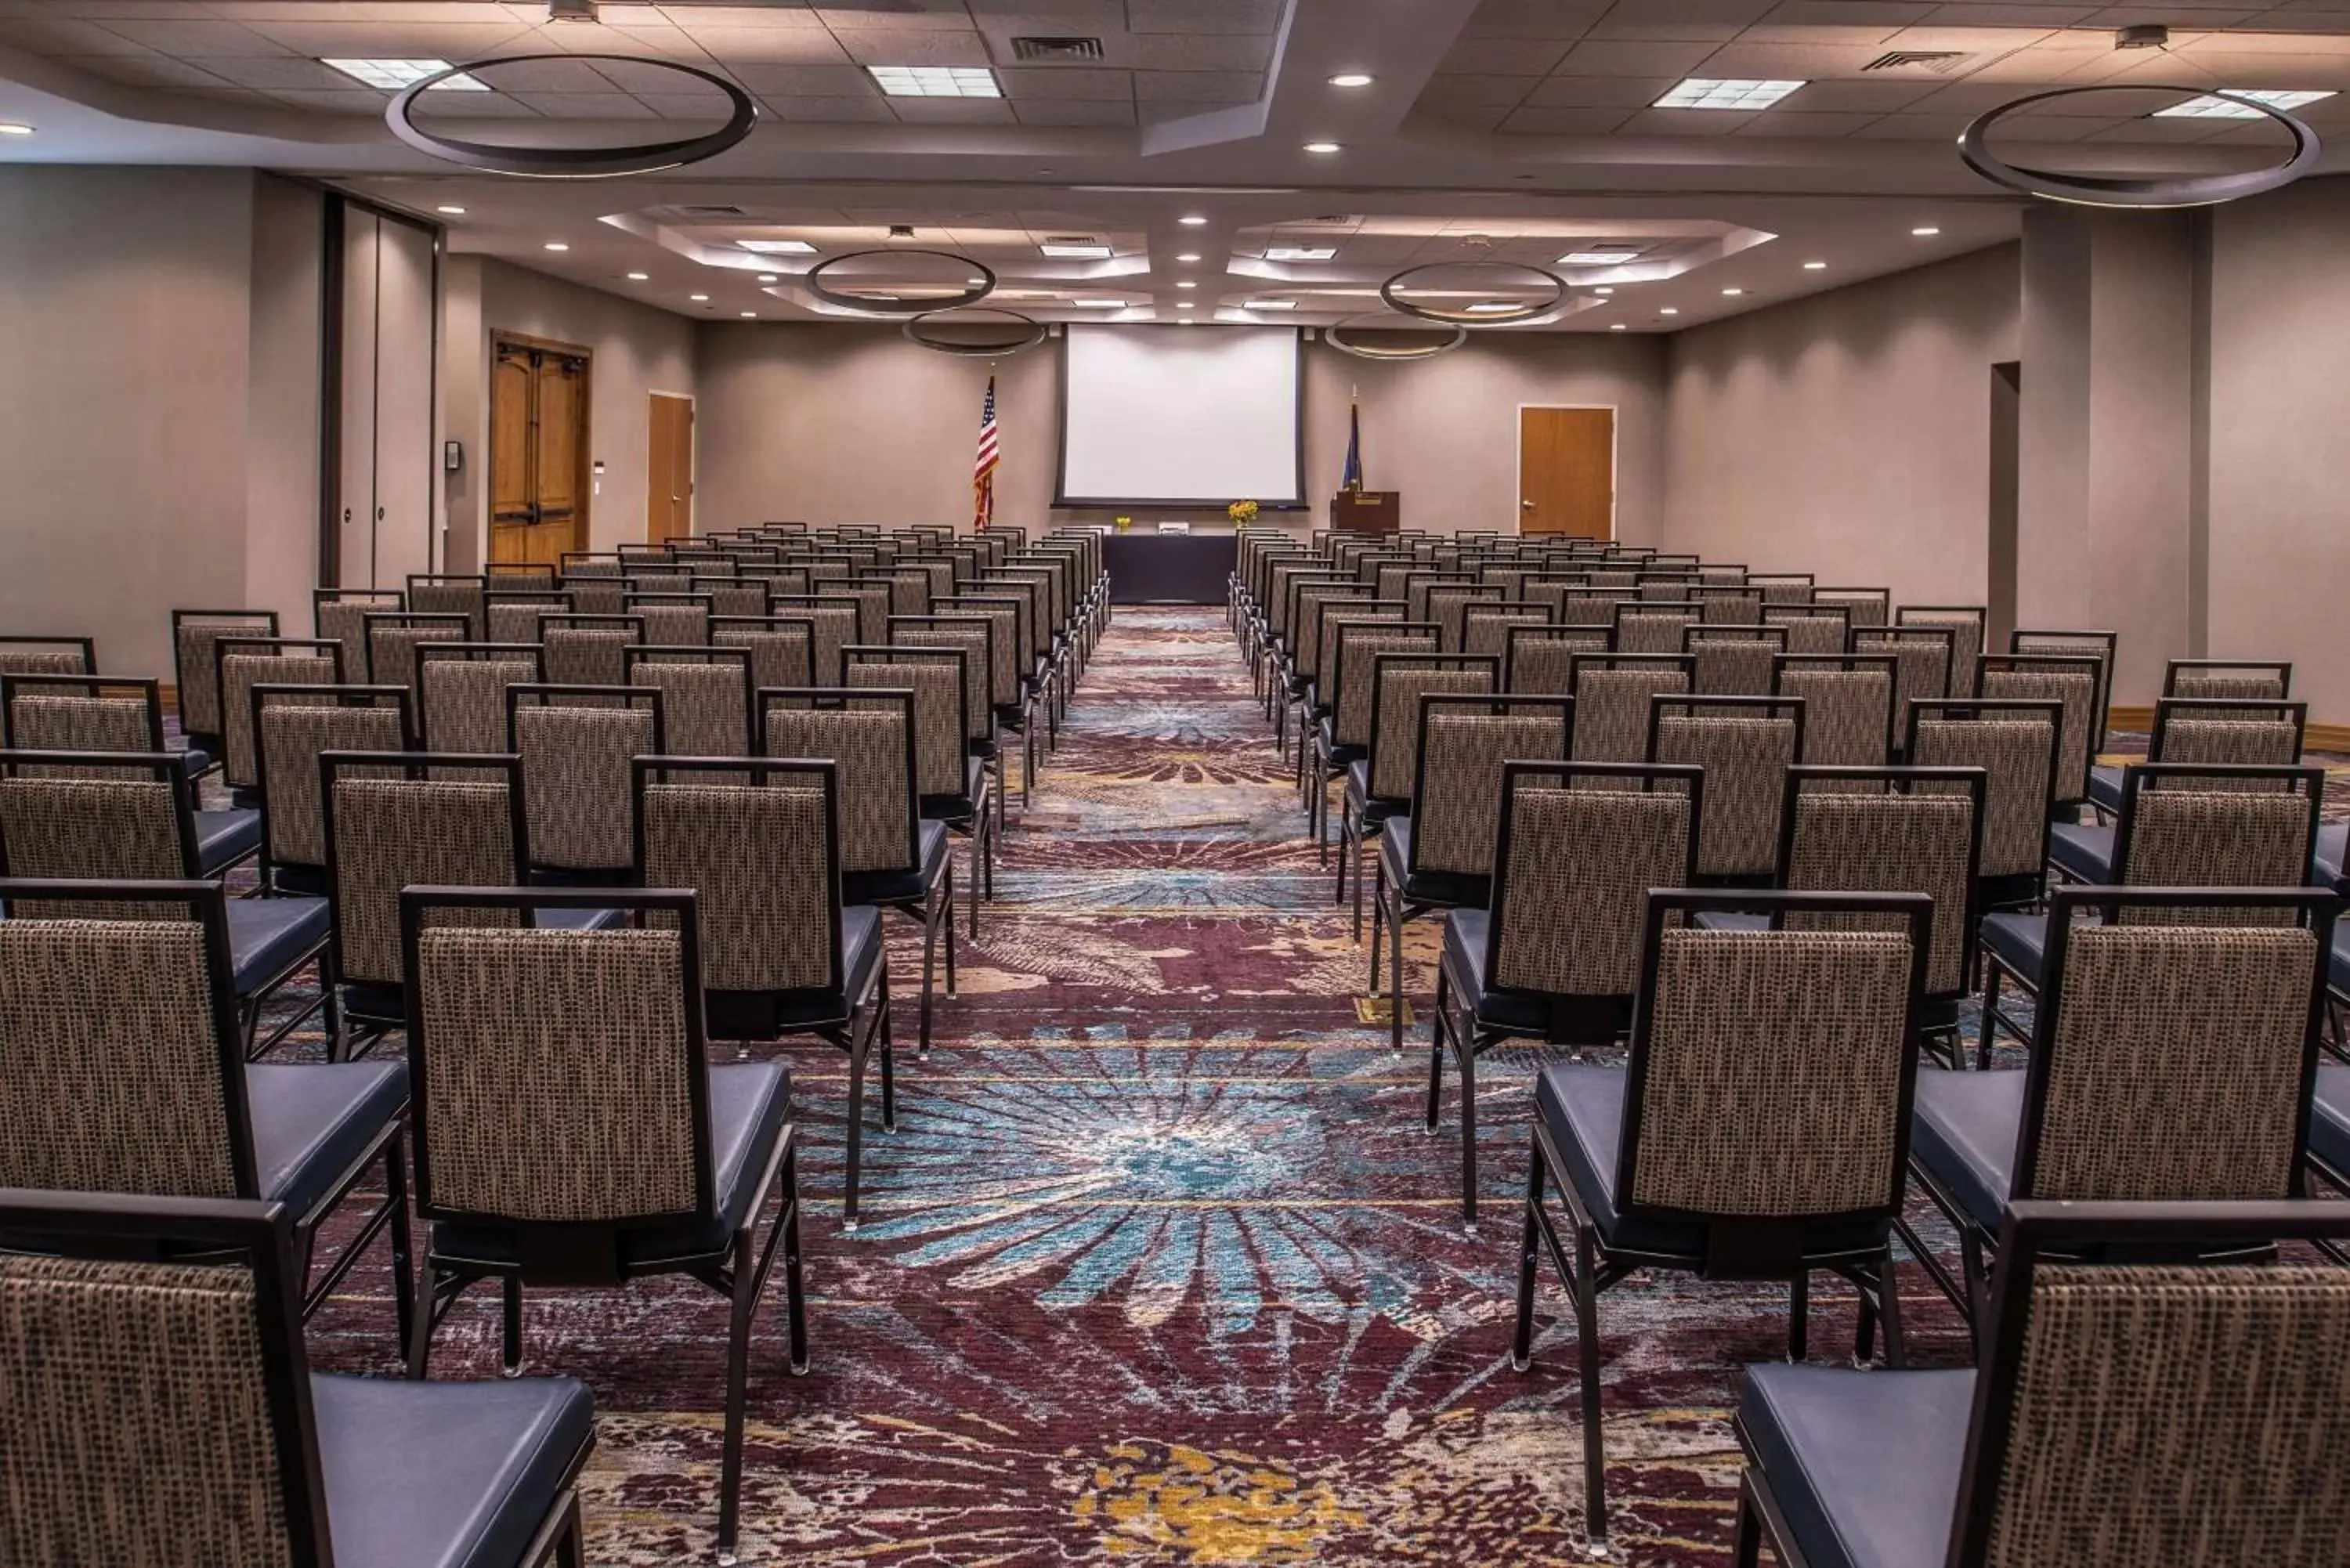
[1056,325,1305,508]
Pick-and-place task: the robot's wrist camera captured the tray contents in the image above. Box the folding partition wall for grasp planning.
[323,194,439,590]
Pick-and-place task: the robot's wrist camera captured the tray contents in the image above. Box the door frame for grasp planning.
[320,192,444,587]
[1513,402,1619,541]
[645,388,696,545]
[490,330,595,558]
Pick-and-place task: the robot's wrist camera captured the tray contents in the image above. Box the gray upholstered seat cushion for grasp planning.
[314,1370,593,1568]
[1442,909,1549,1035]
[193,807,262,875]
[2317,822,2347,894]
[2313,1064,2350,1177]
[1377,818,1486,909]
[2085,763,2124,815]
[1737,1363,1972,1568]
[225,894,330,997]
[1979,911,2049,988]
[246,1061,409,1221]
[841,820,949,907]
[1907,1068,2024,1233]
[2044,822,2114,884]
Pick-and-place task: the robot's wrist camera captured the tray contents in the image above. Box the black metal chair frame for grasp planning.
[1976,650,2105,807]
[503,684,666,882]
[2010,626,2118,748]
[214,637,348,800]
[1304,606,1420,856]
[889,612,1009,836]
[0,634,96,672]
[1340,652,1498,938]
[845,645,993,940]
[248,681,414,897]
[1904,697,2066,917]
[624,644,758,758]
[1646,694,1807,887]
[0,671,168,752]
[170,608,280,756]
[937,594,1040,812]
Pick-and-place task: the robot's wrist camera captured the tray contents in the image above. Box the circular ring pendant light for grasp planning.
[386,54,758,179]
[1958,85,2320,208]
[1379,261,1566,325]
[1322,318,1470,361]
[903,307,1047,356]
[805,250,996,316]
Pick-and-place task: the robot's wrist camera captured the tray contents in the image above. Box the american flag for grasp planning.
[972,374,1000,529]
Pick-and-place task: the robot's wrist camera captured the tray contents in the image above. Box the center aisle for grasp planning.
[320,607,1939,1563]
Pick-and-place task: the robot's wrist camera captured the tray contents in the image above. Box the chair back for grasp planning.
[0,753,197,905]
[845,647,967,797]
[313,588,402,680]
[1569,654,1691,769]
[766,597,861,682]
[217,640,342,791]
[1616,891,1928,1259]
[697,578,772,619]
[761,688,920,877]
[0,1190,334,1566]
[415,644,544,756]
[483,591,572,645]
[1407,695,1572,883]
[1461,601,1553,662]
[1614,601,1701,656]
[1484,761,1700,1037]
[1648,695,1804,879]
[634,757,843,996]
[1851,623,1954,731]
[625,646,755,758]
[889,617,993,742]
[1812,586,1889,628]
[1979,653,2102,804]
[867,566,934,617]
[1694,585,1764,624]
[2164,657,2290,707]
[1366,655,1495,802]
[252,685,410,877]
[0,635,96,677]
[1426,583,1503,651]
[486,562,558,587]
[1773,654,1894,765]
[2109,765,2325,923]
[1502,626,1611,695]
[403,887,716,1241]
[1762,602,1849,656]
[1777,766,1985,1001]
[2011,627,2117,740]
[1896,605,1986,697]
[171,610,278,743]
[935,597,1024,709]
[506,685,663,875]
[362,612,468,700]
[323,752,530,992]
[0,879,251,1197]
[2149,698,2305,771]
[1748,573,1813,606]
[1292,583,1368,681]
[624,591,713,647]
[406,574,487,638]
[1330,623,1437,750]
[2016,887,2334,1207]
[711,615,819,699]
[1907,699,2063,887]
[1684,624,1785,698]
[539,614,645,690]
[1,674,167,764]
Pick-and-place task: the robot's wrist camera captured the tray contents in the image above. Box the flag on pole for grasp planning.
[1340,394,1365,493]
[972,375,1001,529]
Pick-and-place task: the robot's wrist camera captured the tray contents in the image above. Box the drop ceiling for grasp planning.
[2,1,2346,331]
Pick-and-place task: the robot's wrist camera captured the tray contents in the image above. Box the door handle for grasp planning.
[1520,498,1535,510]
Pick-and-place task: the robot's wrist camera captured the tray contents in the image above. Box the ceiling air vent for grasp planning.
[676,204,749,217]
[1011,36,1105,63]
[1862,50,1969,74]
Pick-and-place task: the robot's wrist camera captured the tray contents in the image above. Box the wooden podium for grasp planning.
[1332,489,1399,535]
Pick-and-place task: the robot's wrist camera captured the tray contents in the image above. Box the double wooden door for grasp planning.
[1517,406,1615,539]
[490,338,590,567]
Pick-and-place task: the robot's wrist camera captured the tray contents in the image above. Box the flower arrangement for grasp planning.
[1115,515,1133,533]
[1227,499,1260,529]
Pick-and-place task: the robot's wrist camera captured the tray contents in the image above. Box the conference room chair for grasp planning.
[415,643,545,757]
[1426,582,1505,652]
[1896,604,1987,697]
[890,613,1005,830]
[1733,1198,2350,1568]
[2077,695,2307,831]
[1647,695,1806,884]
[0,1187,593,1568]
[0,671,212,783]
[0,753,326,1054]
[406,573,489,639]
[1499,624,1612,696]
[624,644,757,764]
[1459,600,1554,663]
[763,686,952,1055]
[1284,582,1373,772]
[712,612,819,701]
[623,591,714,647]
[1979,651,2103,813]
[2048,752,2324,889]
[1564,652,1693,777]
[1309,617,1432,858]
[310,587,402,682]
[505,684,663,885]
[1613,599,1702,656]
[251,683,410,900]
[633,756,892,1226]
[846,645,992,937]
[398,886,806,1559]
[1905,698,2063,923]
[2010,626,2119,760]
[170,608,279,761]
[1979,763,2326,1062]
[1430,760,1701,1233]
[535,612,643,689]
[1850,623,1954,753]
[1265,568,1351,747]
[1684,623,1786,698]
[1513,891,1931,1558]
[1746,572,1814,606]
[215,638,343,802]
[1761,601,1850,656]
[1340,653,1496,936]
[559,572,629,617]
[765,594,861,686]
[1772,652,1896,765]
[1372,694,1571,1054]
[938,594,1039,811]
[975,571,1062,740]
[1694,583,1765,625]
[0,634,96,677]
[2165,654,2291,703]
[483,561,558,587]
[360,611,468,704]
[1636,573,1697,602]
[696,576,773,618]
[745,564,815,600]
[1811,585,1889,628]
[1904,885,2334,1342]
[483,589,573,645]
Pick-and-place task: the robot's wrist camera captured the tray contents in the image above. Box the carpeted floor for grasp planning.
[295,606,2348,1565]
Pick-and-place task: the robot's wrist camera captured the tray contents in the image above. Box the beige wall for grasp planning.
[1662,245,2021,605]
[442,258,697,562]
[692,322,1666,542]
[245,175,324,623]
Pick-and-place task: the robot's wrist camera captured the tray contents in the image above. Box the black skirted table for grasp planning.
[1103,531,1241,605]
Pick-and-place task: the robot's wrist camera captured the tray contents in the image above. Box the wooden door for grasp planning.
[647,393,694,544]
[531,355,584,562]
[488,338,590,567]
[1517,406,1615,539]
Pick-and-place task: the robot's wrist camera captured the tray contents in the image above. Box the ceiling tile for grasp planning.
[760,92,896,121]
[813,5,972,30]
[1113,32,1276,69]
[1459,0,1612,38]
[991,65,1133,99]
[638,91,742,117]
[85,18,291,56]
[56,53,234,89]
[1585,0,1781,42]
[1436,38,1573,74]
[1845,107,1978,135]
[1524,74,1682,107]
[186,55,355,89]
[1419,73,1548,107]
[1558,38,1723,74]
[649,4,831,23]
[688,26,855,64]
[1498,103,1640,132]
[0,18,154,54]
[269,88,411,115]
[886,96,1018,123]
[463,56,614,91]
[1125,0,1284,33]
[1690,41,1908,76]
[1618,104,1767,132]
[1781,77,1949,110]
[825,27,990,67]
[1132,69,1262,102]
[507,90,660,118]
[1733,108,1885,132]
[1010,97,1136,125]
[725,61,873,94]
[238,21,532,56]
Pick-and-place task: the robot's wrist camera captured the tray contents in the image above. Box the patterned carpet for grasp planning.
[295,607,2347,1565]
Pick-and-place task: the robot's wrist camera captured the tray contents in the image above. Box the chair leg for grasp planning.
[915,891,940,1059]
[1976,960,2003,1069]
[1878,1242,1907,1368]
[1368,863,1385,992]
[1387,896,1407,1058]
[945,860,960,995]
[386,1136,416,1353]
[1732,1482,1763,1568]
[1458,1039,1480,1238]
[877,1000,896,1134]
[1509,1140,1546,1371]
[717,1222,754,1562]
[1424,971,1448,1133]
[501,1277,526,1378]
[782,1138,811,1376]
[556,1491,588,1568]
[844,1029,869,1233]
[1786,1271,1809,1363]
[1574,1223,1610,1554]
[406,1266,448,1378]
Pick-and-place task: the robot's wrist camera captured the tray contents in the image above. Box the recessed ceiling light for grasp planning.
[1177,302,1195,309]
[757,273,777,283]
[1176,252,1202,263]
[737,239,815,255]
[0,122,33,136]
[1593,287,1614,296]
[1179,215,1208,226]
[1721,287,1743,296]
[543,242,569,251]
[1179,320,1195,327]
[1912,226,1940,237]
[1040,242,1112,259]
[1303,140,1342,154]
[690,293,710,302]
[739,311,757,318]
[1265,246,1336,262]
[1465,301,1522,314]
[866,65,1000,99]
[2156,88,2335,119]
[626,271,649,281]
[1177,280,1198,289]
[1329,72,1374,88]
[1654,78,1804,110]
[1611,323,1627,331]
[320,58,486,91]
[1558,251,1642,266]
[1247,299,1297,310]
[1660,307,1679,316]
[436,204,465,215]
[1802,260,1827,269]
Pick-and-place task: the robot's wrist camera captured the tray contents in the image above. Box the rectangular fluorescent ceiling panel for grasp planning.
[1264,246,1336,262]
[1245,299,1296,310]
[2154,89,2335,119]
[1654,78,1803,110]
[321,58,487,90]
[867,66,1000,98]
[1558,251,1640,265]
[736,239,815,254]
[1070,298,1126,307]
[1040,243,1113,258]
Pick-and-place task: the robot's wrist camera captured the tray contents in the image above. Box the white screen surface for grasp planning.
[1058,326,1303,506]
